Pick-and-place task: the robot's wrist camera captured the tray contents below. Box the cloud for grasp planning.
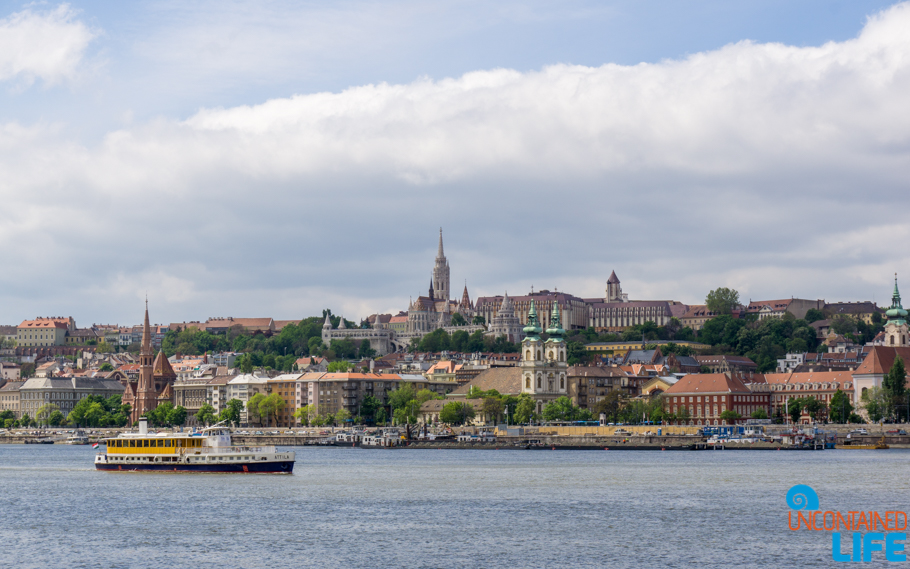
[2,3,910,323]
[0,4,96,86]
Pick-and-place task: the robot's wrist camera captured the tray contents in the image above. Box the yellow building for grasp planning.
[17,318,72,347]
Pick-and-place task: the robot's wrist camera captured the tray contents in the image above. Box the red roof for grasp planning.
[665,373,753,394]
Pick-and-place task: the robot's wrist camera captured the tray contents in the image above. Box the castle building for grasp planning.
[486,292,524,343]
[432,228,450,307]
[585,272,674,331]
[121,301,177,423]
[519,301,568,414]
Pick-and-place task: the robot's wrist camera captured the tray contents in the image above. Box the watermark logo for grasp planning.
[786,484,907,562]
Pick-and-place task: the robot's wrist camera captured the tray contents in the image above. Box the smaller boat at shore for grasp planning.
[67,430,90,445]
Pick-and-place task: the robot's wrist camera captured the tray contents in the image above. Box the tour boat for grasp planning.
[95,419,295,473]
[67,430,90,445]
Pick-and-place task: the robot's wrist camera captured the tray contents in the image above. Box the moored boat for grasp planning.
[94,419,295,473]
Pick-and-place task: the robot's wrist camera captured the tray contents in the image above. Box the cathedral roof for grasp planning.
[607,271,620,284]
[157,383,173,400]
[153,350,177,379]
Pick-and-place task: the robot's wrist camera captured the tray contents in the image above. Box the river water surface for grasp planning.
[1,445,908,568]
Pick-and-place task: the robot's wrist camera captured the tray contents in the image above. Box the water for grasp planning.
[1,445,908,568]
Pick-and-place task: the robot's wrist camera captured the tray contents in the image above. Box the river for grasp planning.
[1,445,908,568]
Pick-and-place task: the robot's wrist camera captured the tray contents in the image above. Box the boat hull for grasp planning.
[95,460,294,473]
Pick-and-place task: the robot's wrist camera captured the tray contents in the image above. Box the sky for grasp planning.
[1,0,908,326]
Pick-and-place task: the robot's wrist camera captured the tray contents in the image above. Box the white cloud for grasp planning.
[0,4,95,85]
[2,3,910,323]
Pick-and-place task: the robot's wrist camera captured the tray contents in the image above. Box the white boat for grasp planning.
[94,419,295,473]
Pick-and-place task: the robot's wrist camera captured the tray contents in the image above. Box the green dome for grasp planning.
[545,301,565,341]
[523,300,542,339]
[886,275,908,323]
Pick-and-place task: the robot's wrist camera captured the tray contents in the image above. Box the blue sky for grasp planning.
[0,1,908,325]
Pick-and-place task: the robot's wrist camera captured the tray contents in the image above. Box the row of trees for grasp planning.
[409,328,520,354]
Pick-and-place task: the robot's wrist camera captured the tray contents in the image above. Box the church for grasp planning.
[121,302,177,423]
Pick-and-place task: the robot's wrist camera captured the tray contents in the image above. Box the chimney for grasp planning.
[139,417,148,435]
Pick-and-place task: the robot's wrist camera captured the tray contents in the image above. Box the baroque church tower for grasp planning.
[884,274,909,348]
[432,228,450,305]
[519,301,568,414]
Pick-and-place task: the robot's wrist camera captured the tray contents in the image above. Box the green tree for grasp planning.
[705,287,740,315]
[415,389,442,405]
[676,406,691,423]
[98,362,114,372]
[219,399,244,426]
[374,407,388,425]
[238,354,253,374]
[804,308,825,323]
[258,393,285,427]
[828,389,853,423]
[830,315,857,335]
[327,361,352,373]
[167,405,188,427]
[294,404,313,426]
[481,397,504,424]
[472,315,486,326]
[802,398,823,422]
[20,413,32,427]
[883,356,907,421]
[862,387,887,423]
[719,410,742,424]
[786,397,804,424]
[387,383,416,411]
[195,404,218,426]
[439,401,474,424]
[48,410,66,426]
[335,408,352,425]
[513,394,536,424]
[20,363,35,379]
[750,408,769,420]
[359,395,382,424]
[542,396,580,422]
[451,313,467,326]
[593,391,623,423]
[246,393,266,426]
[36,403,60,426]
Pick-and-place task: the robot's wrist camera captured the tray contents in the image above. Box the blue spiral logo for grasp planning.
[786,485,819,510]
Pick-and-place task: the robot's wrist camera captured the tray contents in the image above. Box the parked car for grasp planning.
[850,428,869,435]
[886,429,907,435]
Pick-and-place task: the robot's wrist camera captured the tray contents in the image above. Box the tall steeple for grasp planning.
[545,301,565,341]
[134,299,158,423]
[141,298,151,355]
[432,228,450,303]
[886,273,908,325]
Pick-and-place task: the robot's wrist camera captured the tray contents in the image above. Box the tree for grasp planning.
[750,408,769,420]
[239,354,253,374]
[98,362,114,372]
[167,405,188,427]
[883,356,907,422]
[513,394,536,424]
[247,393,266,426]
[481,397,504,424]
[374,407,388,425]
[828,389,853,424]
[862,387,888,423]
[439,401,474,424]
[195,404,218,426]
[705,287,740,315]
[719,410,742,424]
[48,410,66,426]
[451,313,467,326]
[387,383,416,411]
[335,408,352,425]
[415,389,442,405]
[802,398,823,422]
[472,315,486,326]
[593,391,622,423]
[20,413,32,427]
[542,396,580,422]
[36,403,60,426]
[258,393,286,427]
[359,395,381,424]
[327,361,351,373]
[20,363,35,379]
[676,406,691,423]
[219,399,243,426]
[830,315,857,335]
[804,308,825,324]
[96,341,115,353]
[786,398,804,424]
[294,405,313,426]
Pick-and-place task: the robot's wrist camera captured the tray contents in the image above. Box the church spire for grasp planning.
[141,298,151,356]
[437,227,444,258]
[886,273,908,324]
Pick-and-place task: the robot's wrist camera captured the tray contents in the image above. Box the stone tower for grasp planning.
[520,301,544,397]
[132,300,158,423]
[489,292,523,343]
[606,271,624,302]
[884,274,909,348]
[432,228,450,304]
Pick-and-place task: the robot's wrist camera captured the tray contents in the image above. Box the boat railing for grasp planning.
[186,445,277,455]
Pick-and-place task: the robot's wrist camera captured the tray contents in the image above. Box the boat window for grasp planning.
[129,440,135,448]
[157,439,163,447]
